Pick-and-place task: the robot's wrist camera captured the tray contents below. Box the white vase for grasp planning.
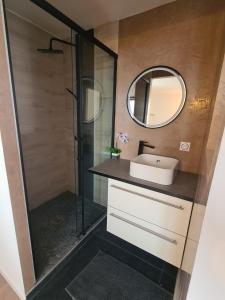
[111,153,120,160]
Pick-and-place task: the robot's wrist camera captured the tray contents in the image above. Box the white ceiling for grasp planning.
[6,0,175,37]
[5,0,70,37]
[47,0,175,29]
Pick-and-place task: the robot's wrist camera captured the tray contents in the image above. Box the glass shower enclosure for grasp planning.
[76,35,116,234]
[4,0,117,279]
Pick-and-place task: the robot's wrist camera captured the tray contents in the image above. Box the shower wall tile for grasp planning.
[0,10,36,291]
[115,0,225,174]
[195,53,225,205]
[7,12,75,209]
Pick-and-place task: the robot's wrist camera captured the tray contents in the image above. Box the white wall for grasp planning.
[0,132,25,299]
[181,203,206,274]
[187,127,225,300]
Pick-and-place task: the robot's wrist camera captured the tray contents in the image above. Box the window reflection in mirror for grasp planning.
[128,67,186,128]
[82,77,103,123]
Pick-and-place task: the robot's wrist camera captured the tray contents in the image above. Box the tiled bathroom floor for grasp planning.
[66,251,172,300]
[28,220,177,300]
[30,192,105,278]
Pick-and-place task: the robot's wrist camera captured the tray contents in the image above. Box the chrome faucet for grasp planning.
[138,140,155,155]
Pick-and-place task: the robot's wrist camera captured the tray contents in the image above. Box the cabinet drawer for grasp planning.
[108,179,192,236]
[107,207,185,268]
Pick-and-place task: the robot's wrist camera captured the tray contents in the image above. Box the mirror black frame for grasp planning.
[127,66,187,128]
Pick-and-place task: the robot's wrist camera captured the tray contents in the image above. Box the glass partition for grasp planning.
[4,0,117,279]
[76,35,116,233]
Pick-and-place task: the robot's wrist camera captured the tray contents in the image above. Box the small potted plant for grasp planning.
[106,132,129,160]
[106,146,122,160]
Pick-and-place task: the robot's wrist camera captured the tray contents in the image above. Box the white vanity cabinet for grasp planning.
[107,179,193,268]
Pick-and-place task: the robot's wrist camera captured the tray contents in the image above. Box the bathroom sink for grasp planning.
[130,154,179,185]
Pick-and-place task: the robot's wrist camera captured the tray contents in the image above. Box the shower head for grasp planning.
[37,37,75,55]
[37,47,64,54]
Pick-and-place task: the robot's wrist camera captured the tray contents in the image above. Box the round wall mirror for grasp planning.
[82,77,103,123]
[127,66,186,128]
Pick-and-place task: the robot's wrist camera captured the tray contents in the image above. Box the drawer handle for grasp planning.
[110,213,177,245]
[110,185,184,210]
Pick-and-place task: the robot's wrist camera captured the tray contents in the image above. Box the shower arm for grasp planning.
[49,37,76,49]
[66,88,77,100]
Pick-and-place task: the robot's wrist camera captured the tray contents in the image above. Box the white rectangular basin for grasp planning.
[130,154,179,185]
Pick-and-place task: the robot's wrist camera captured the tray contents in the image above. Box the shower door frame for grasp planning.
[76,34,117,234]
[3,0,117,278]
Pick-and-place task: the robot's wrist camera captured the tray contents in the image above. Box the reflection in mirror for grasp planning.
[127,67,186,128]
[82,77,103,123]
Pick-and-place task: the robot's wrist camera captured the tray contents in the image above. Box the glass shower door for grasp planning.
[76,35,116,233]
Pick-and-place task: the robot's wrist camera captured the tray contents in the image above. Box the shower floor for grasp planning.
[30,192,105,279]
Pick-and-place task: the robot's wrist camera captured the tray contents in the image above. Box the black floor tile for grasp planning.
[66,251,172,300]
[29,220,177,300]
[96,233,162,284]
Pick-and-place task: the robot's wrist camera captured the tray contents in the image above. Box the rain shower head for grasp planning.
[37,37,75,54]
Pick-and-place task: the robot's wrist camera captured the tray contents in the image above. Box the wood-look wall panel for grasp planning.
[116,0,225,173]
[7,12,75,209]
[0,7,35,292]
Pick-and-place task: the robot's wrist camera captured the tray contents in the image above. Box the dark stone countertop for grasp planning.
[89,159,198,202]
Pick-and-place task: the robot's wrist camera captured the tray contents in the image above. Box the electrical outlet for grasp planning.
[180,142,191,152]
